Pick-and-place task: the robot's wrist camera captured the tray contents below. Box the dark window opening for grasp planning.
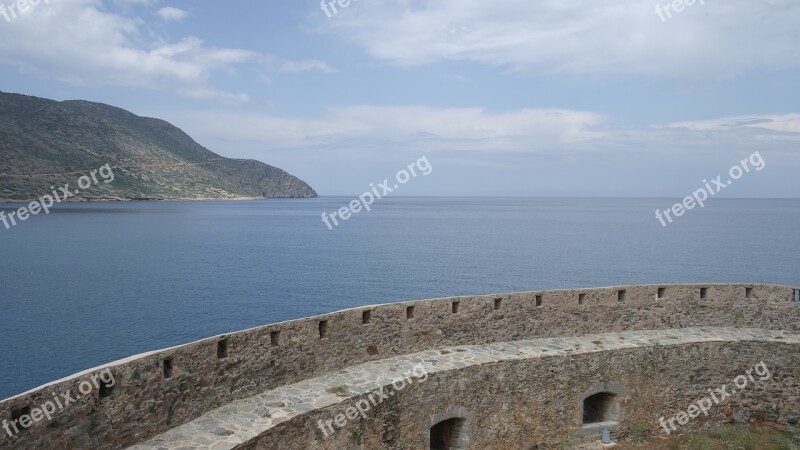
[579,293,586,305]
[583,392,620,425]
[451,301,460,314]
[319,320,328,339]
[430,417,468,450]
[163,358,173,379]
[270,331,280,347]
[745,287,753,299]
[535,295,543,307]
[362,310,372,324]
[657,287,666,299]
[406,306,415,319]
[98,375,115,399]
[700,288,708,299]
[617,290,626,302]
[217,338,228,359]
[493,298,502,311]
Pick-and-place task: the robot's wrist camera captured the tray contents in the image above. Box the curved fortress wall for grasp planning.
[238,339,800,450]
[1,284,798,449]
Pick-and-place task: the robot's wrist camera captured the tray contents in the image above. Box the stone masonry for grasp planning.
[0,283,798,449]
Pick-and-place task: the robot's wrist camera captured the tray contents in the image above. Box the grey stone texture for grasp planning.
[133,328,800,449]
[0,283,798,449]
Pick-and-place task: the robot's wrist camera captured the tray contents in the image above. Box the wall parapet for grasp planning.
[232,332,800,449]
[1,283,799,449]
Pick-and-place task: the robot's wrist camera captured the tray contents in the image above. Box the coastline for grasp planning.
[0,195,316,205]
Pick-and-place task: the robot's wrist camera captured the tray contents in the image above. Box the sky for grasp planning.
[0,0,799,197]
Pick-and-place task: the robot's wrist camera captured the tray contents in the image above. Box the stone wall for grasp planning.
[1,283,798,449]
[238,340,800,449]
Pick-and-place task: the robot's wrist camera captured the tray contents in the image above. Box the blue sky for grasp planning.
[0,0,799,197]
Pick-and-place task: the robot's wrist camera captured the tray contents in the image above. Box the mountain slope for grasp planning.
[0,92,317,201]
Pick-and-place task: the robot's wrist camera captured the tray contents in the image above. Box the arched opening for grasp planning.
[430,417,468,450]
[582,392,620,424]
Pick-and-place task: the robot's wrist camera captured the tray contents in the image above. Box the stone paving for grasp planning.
[129,327,800,449]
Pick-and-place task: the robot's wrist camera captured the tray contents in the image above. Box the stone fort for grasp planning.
[2,283,800,449]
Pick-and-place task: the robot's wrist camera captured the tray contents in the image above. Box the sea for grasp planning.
[0,197,798,399]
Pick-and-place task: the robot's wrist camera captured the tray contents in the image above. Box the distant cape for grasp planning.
[0,92,317,202]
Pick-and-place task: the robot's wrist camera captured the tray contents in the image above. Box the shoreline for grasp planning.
[0,195,317,205]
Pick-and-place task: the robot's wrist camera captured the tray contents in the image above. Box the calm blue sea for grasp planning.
[0,197,798,399]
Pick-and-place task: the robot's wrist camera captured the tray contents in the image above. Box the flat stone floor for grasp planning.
[129,327,800,450]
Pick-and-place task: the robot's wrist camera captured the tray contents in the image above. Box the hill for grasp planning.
[0,92,317,201]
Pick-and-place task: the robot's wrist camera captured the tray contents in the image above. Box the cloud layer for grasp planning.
[0,0,330,102]
[317,0,800,77]
[156,6,187,22]
[174,106,607,153]
[171,106,800,158]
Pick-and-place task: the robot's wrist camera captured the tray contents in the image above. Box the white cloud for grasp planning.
[171,106,608,153]
[0,0,338,101]
[279,60,336,73]
[179,87,251,104]
[669,114,800,134]
[0,0,252,101]
[157,107,800,172]
[156,6,187,22]
[314,0,800,77]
